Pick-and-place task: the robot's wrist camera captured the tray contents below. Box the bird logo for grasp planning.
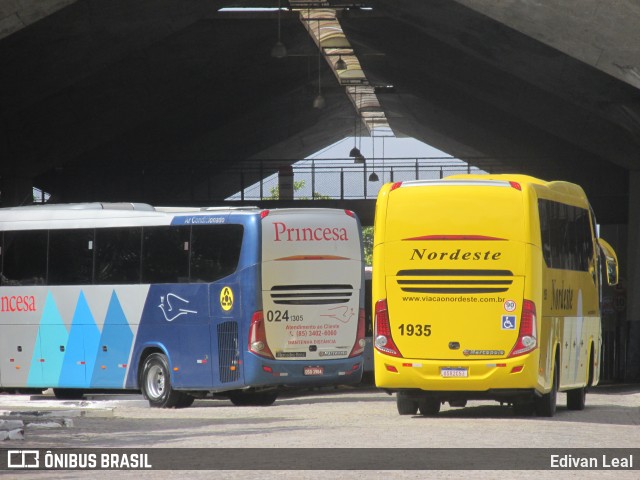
[158,293,197,322]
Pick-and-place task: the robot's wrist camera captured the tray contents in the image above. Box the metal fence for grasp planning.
[229,157,489,201]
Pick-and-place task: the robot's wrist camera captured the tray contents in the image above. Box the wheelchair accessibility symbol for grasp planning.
[220,286,234,311]
[501,315,516,330]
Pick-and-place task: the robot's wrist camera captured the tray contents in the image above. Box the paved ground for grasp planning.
[1,384,638,479]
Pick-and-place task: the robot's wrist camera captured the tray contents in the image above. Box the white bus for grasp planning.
[0,203,365,407]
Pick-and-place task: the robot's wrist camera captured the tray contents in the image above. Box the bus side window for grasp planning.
[538,200,552,267]
[1,230,48,286]
[49,229,94,285]
[539,199,593,273]
[142,226,190,284]
[95,227,142,284]
[190,225,243,283]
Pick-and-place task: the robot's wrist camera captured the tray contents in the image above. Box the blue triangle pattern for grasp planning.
[90,290,133,387]
[58,291,100,387]
[27,292,69,387]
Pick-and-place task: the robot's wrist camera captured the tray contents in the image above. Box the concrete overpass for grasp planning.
[1,1,640,380]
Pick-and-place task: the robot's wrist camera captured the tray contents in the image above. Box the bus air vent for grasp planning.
[270,284,353,305]
[217,321,240,383]
[396,269,514,294]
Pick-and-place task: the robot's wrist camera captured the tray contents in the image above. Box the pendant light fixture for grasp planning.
[271,0,287,58]
[369,128,378,181]
[313,18,325,109]
[350,87,364,162]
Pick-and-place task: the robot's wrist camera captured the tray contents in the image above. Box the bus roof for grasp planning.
[0,204,359,231]
[0,203,261,230]
[440,174,589,204]
[0,202,156,211]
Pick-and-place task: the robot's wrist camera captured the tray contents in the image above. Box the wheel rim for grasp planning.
[146,364,165,399]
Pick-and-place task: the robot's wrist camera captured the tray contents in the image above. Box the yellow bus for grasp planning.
[372,174,618,417]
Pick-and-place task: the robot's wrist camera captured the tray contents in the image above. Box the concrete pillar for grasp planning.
[0,176,33,207]
[625,170,640,381]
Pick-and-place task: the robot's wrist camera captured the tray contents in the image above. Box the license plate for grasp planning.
[304,366,324,376]
[441,367,468,378]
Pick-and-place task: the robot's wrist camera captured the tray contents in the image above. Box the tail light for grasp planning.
[373,299,402,357]
[349,308,366,357]
[248,311,274,359]
[508,300,538,358]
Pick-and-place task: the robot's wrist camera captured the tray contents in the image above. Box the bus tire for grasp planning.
[567,387,586,410]
[418,398,440,416]
[535,360,558,417]
[141,353,189,408]
[53,388,84,400]
[568,347,592,411]
[396,392,418,415]
[228,391,277,406]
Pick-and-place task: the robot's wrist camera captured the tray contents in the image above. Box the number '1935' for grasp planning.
[398,324,432,336]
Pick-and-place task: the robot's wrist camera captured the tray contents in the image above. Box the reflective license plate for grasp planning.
[304,366,324,376]
[441,367,468,378]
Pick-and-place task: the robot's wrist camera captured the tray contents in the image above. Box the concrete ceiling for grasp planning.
[1,0,639,224]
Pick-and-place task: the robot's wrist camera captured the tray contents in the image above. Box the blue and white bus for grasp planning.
[0,203,365,407]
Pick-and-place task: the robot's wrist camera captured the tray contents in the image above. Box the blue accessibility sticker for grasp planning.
[501,315,517,330]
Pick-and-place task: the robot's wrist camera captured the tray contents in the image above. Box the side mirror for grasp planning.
[597,238,618,286]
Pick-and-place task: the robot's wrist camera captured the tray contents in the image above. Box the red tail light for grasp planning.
[508,300,538,358]
[373,299,402,357]
[349,308,366,357]
[248,311,274,359]
[390,182,403,191]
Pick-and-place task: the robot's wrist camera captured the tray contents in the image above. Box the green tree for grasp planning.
[362,226,373,266]
[266,180,330,200]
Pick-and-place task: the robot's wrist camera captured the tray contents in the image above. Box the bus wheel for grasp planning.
[228,391,277,406]
[53,388,84,400]
[567,387,586,410]
[418,398,440,416]
[141,353,189,408]
[396,392,418,415]
[568,349,591,411]
[535,362,558,417]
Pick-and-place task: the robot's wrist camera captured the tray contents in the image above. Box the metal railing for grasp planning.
[228,157,491,201]
[29,157,498,205]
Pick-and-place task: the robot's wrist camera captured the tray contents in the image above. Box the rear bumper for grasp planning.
[374,352,541,394]
[244,354,364,387]
[392,388,537,403]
